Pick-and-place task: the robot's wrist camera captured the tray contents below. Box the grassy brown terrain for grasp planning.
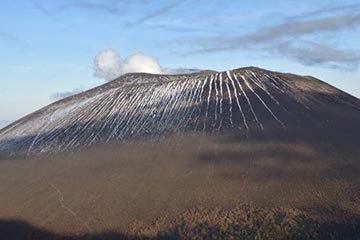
[1,204,359,239]
[0,128,359,239]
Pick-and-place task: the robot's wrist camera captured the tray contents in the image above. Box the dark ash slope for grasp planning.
[0,67,359,157]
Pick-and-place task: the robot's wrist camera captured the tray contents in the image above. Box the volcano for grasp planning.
[1,67,359,157]
[0,67,360,239]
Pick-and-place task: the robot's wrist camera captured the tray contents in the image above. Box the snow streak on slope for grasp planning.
[0,67,359,157]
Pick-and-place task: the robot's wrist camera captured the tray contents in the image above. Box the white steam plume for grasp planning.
[94,50,163,81]
[94,49,199,81]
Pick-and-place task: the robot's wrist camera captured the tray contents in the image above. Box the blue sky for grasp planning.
[1,0,360,124]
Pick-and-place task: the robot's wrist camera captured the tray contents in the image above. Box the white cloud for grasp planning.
[50,88,83,101]
[122,52,163,75]
[93,49,198,81]
[94,50,163,81]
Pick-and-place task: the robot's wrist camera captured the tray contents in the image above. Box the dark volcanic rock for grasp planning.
[0,67,359,157]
